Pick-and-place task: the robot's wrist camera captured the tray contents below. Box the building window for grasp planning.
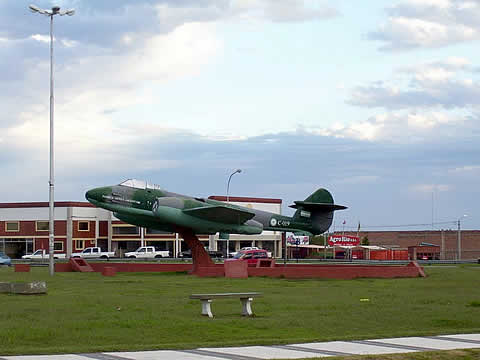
[78,221,89,231]
[75,240,85,250]
[36,221,49,231]
[146,228,170,234]
[6,222,19,232]
[113,226,139,235]
[54,241,64,251]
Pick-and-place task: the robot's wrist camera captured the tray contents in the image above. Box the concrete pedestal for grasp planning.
[14,264,30,272]
[224,260,248,278]
[102,266,116,276]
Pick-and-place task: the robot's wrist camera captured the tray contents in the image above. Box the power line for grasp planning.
[338,220,457,230]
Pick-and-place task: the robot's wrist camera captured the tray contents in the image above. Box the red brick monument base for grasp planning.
[55,260,425,279]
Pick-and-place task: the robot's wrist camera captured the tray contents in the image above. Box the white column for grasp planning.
[107,211,112,252]
[209,234,215,251]
[95,217,99,248]
[66,207,73,257]
[175,233,179,258]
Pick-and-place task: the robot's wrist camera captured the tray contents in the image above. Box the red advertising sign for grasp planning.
[328,235,360,246]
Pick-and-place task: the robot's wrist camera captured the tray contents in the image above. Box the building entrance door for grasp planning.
[1,238,33,258]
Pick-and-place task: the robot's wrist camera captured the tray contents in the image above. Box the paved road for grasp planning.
[2,334,480,360]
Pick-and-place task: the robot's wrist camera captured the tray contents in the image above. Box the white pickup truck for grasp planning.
[71,247,114,259]
[22,249,66,260]
[125,246,170,259]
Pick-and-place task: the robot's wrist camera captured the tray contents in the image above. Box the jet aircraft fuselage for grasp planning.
[85,179,346,236]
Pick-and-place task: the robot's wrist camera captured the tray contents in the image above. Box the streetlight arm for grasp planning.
[226,173,234,201]
[59,9,75,16]
[29,5,50,15]
[225,169,241,258]
[226,169,241,202]
[29,4,42,13]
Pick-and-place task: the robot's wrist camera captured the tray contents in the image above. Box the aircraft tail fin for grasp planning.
[289,189,347,234]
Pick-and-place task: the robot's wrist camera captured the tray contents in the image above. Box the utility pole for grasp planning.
[29,4,75,276]
[457,214,468,260]
[226,169,241,258]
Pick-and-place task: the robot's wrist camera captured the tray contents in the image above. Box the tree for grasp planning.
[311,235,326,245]
[361,235,369,246]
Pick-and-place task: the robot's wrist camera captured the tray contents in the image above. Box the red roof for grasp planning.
[0,201,94,209]
[208,196,282,204]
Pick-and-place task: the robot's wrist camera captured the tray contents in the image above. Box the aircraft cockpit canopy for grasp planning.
[119,179,162,190]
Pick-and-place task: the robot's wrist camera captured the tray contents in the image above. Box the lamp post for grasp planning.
[226,169,242,257]
[457,214,468,260]
[29,4,75,276]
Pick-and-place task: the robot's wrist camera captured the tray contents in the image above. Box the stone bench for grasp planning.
[190,292,262,318]
[0,281,47,295]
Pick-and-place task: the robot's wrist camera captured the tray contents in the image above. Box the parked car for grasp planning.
[0,252,11,266]
[230,247,273,258]
[231,249,270,265]
[22,249,66,260]
[179,247,223,258]
[71,247,114,259]
[124,246,170,259]
[228,246,260,258]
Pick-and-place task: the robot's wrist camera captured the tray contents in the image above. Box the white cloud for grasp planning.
[406,112,451,128]
[370,0,480,50]
[229,0,337,22]
[348,58,480,109]
[0,0,342,183]
[306,110,466,143]
[31,34,50,43]
[154,0,337,27]
[61,39,78,48]
[449,165,480,173]
[3,22,220,174]
[338,58,480,142]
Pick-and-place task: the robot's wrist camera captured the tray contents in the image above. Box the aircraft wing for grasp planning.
[183,205,255,224]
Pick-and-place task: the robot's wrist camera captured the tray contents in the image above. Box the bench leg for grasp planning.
[201,299,213,318]
[240,297,254,316]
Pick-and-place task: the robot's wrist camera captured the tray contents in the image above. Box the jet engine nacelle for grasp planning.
[153,197,185,210]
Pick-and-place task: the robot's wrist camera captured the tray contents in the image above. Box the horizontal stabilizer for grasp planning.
[183,205,255,224]
[289,201,347,211]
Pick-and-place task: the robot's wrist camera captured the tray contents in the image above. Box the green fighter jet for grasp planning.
[85,179,346,272]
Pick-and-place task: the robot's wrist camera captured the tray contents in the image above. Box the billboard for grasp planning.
[286,233,310,245]
[328,235,360,246]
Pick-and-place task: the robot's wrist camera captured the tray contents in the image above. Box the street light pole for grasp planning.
[226,169,242,257]
[29,4,75,276]
[457,214,468,261]
[227,169,242,202]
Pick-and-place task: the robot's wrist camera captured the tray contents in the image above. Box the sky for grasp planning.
[0,0,479,231]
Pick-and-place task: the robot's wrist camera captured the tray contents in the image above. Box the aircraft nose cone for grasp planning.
[85,187,109,203]
[85,189,96,202]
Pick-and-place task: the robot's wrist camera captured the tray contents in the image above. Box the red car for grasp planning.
[232,249,269,265]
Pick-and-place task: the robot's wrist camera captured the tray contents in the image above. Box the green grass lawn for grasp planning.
[0,265,479,355]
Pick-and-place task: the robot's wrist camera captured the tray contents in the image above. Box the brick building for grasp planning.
[0,196,283,259]
[1,199,477,260]
[341,230,480,260]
